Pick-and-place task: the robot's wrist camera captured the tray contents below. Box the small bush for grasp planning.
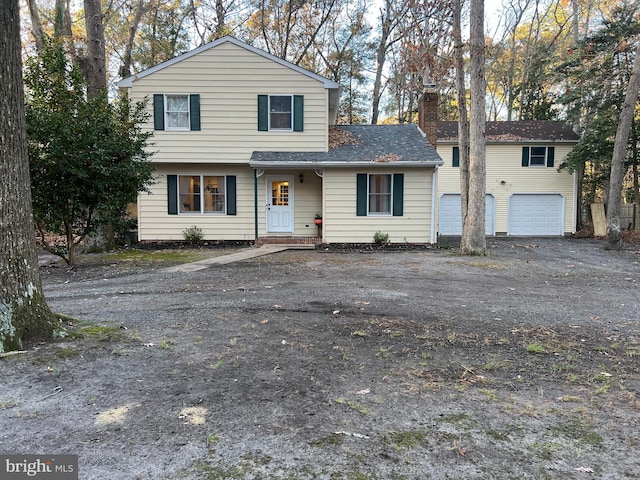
[183,225,204,246]
[373,231,390,246]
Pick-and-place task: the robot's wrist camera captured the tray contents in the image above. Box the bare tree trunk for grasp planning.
[453,0,470,224]
[54,0,73,39]
[26,0,45,52]
[571,0,584,231]
[119,0,145,79]
[215,0,226,37]
[0,0,56,353]
[461,0,487,255]
[82,0,107,98]
[371,0,392,125]
[631,121,640,231]
[606,42,640,250]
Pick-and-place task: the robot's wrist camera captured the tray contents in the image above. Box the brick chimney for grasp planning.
[418,88,438,148]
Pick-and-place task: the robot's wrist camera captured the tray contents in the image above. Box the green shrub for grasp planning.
[373,231,390,246]
[183,225,204,246]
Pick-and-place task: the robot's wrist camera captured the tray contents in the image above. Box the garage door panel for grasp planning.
[439,194,495,235]
[508,194,563,236]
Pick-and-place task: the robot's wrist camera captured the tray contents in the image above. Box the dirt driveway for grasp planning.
[1,238,639,479]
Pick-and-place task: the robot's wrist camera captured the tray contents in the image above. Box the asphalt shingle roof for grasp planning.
[438,121,579,142]
[250,124,443,168]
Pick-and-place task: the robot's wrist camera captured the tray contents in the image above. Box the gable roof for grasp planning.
[117,36,340,90]
[438,121,579,143]
[250,124,443,168]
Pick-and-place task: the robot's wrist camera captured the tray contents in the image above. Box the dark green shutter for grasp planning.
[521,147,530,167]
[154,94,165,130]
[190,94,200,131]
[257,95,268,131]
[546,146,555,167]
[356,174,367,216]
[392,174,404,216]
[167,175,178,214]
[226,175,237,215]
[293,95,304,132]
[452,147,460,167]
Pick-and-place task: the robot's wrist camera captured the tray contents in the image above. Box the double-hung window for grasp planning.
[165,95,190,130]
[522,146,555,167]
[178,175,226,214]
[269,96,293,130]
[257,95,304,132]
[153,94,200,131]
[368,174,392,215]
[356,173,404,217]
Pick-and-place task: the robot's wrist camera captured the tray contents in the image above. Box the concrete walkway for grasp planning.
[161,244,315,273]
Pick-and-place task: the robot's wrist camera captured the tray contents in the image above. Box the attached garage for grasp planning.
[508,194,564,236]
[438,194,495,235]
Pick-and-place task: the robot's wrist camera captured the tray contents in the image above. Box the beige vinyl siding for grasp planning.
[436,143,576,235]
[138,165,255,241]
[322,168,434,243]
[127,42,329,164]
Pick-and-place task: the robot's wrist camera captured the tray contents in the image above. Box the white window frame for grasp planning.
[178,174,226,215]
[165,94,190,131]
[528,146,548,167]
[269,95,293,131]
[368,174,393,216]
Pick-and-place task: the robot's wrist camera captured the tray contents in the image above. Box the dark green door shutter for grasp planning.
[393,174,404,216]
[226,175,237,215]
[521,147,530,167]
[546,146,555,167]
[452,147,460,167]
[167,175,178,214]
[356,174,367,216]
[257,95,269,131]
[190,94,201,131]
[154,94,165,130]
[293,95,304,132]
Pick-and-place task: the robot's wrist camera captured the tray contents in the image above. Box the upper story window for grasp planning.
[257,95,304,132]
[269,96,293,130]
[522,146,555,168]
[153,94,200,131]
[165,95,190,130]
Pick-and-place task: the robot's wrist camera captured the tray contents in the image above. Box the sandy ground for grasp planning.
[1,237,640,479]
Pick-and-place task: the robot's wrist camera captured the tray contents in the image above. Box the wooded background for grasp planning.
[20,0,640,223]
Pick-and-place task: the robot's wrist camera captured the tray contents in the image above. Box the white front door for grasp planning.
[266,176,294,233]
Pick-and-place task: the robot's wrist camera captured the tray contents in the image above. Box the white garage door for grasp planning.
[508,194,563,236]
[439,194,495,235]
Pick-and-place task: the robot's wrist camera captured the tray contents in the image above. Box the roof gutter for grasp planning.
[249,160,444,168]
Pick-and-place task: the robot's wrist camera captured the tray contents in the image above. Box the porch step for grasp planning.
[256,236,320,247]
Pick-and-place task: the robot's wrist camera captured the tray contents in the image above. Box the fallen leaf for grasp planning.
[260,319,269,324]
[356,388,370,395]
[334,430,370,439]
[574,467,594,473]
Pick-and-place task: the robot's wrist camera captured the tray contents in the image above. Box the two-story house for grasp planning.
[118,36,443,245]
[435,121,579,237]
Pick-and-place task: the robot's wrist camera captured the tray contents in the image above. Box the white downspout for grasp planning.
[431,166,438,243]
